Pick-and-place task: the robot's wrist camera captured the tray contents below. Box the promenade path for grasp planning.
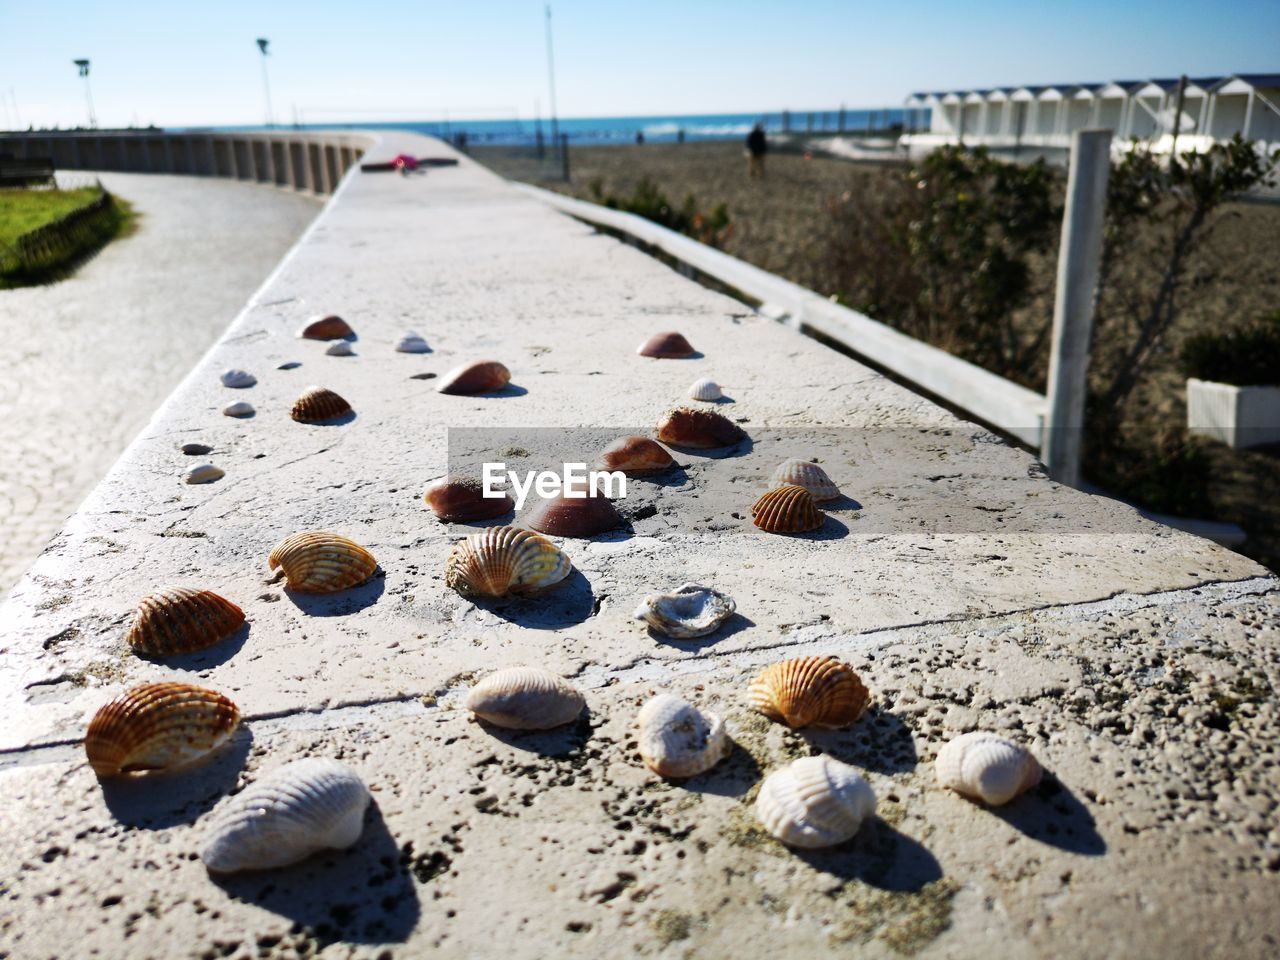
[0,134,1276,959]
[0,173,320,594]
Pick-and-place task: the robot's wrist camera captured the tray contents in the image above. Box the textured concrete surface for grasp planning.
[0,172,320,594]
[0,134,1277,960]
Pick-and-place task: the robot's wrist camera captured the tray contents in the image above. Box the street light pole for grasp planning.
[256,38,274,128]
[73,59,96,128]
[544,5,559,150]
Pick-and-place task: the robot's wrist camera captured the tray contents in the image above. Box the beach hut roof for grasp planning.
[1214,73,1280,92]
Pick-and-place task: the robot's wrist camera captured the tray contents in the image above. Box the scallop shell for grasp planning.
[634,694,729,779]
[184,463,224,484]
[425,476,514,522]
[445,525,571,598]
[298,315,354,340]
[181,442,213,455]
[268,531,377,593]
[688,377,723,401]
[200,759,370,874]
[223,401,255,418]
[290,386,352,423]
[325,339,354,356]
[655,407,746,449]
[755,756,876,848]
[220,369,256,388]
[769,458,840,501]
[125,586,245,657]
[592,436,675,476]
[523,490,621,538]
[749,656,869,729]
[751,484,824,533]
[935,732,1042,806]
[437,360,511,395]
[637,331,696,358]
[396,332,430,353]
[633,583,735,639]
[85,682,240,777]
[465,667,586,730]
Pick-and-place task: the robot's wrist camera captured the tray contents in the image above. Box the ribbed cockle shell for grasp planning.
[751,484,824,533]
[465,667,586,730]
[125,586,245,657]
[633,583,735,639]
[635,694,729,779]
[85,682,240,777]
[769,459,841,501]
[935,732,1042,806]
[437,360,511,395]
[425,476,514,522]
[656,407,746,449]
[445,525,571,598]
[290,386,352,423]
[298,315,354,340]
[749,656,869,729]
[755,756,876,848]
[688,377,723,401]
[592,436,675,476]
[637,331,696,358]
[200,759,370,873]
[268,531,377,593]
[523,489,622,538]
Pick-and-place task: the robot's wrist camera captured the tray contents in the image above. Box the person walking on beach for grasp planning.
[746,122,767,178]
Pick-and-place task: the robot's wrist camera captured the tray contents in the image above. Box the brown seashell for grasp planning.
[290,386,352,424]
[437,360,511,396]
[523,489,622,538]
[298,315,354,340]
[751,484,824,533]
[637,331,696,358]
[655,407,746,449]
[446,525,571,598]
[85,682,241,776]
[268,531,377,593]
[749,656,869,729]
[425,476,515,522]
[125,586,245,657]
[592,436,675,476]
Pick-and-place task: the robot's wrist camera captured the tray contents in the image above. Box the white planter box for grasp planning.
[1187,377,1280,449]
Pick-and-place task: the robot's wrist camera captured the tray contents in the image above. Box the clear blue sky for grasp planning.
[1,0,1276,129]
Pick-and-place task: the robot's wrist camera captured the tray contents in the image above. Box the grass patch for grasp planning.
[0,186,136,288]
[0,187,104,246]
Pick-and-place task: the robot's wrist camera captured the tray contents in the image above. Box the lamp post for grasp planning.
[73,59,97,129]
[256,38,274,127]
[544,5,559,152]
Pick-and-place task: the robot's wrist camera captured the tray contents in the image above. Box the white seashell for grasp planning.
[200,758,371,873]
[184,464,224,484]
[220,369,256,389]
[688,377,723,402]
[396,332,430,353]
[755,755,875,848]
[465,667,585,730]
[633,583,735,639]
[635,694,729,778]
[223,401,255,418]
[935,732,1041,806]
[769,459,841,501]
[325,340,355,356]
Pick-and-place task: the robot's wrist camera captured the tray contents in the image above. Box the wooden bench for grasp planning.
[0,157,56,188]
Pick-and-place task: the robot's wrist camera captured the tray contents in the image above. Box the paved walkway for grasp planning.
[0,173,319,593]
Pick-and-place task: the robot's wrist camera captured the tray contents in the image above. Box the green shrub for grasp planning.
[592,176,732,249]
[1180,311,1280,386]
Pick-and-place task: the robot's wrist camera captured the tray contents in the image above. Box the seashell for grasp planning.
[749,656,869,729]
[221,369,256,389]
[633,583,735,639]
[425,476,514,522]
[655,407,746,449]
[751,484,824,533]
[125,586,245,657]
[445,525,571,598]
[465,667,585,730]
[200,759,370,873]
[325,339,354,356]
[635,694,729,778]
[290,386,352,423]
[437,360,511,396]
[181,442,213,455]
[277,361,302,370]
[184,463,224,485]
[523,489,622,538]
[755,756,876,848]
[409,372,437,380]
[223,401,255,418]
[268,531,377,593]
[688,377,723,402]
[85,682,240,776]
[769,459,841,501]
[637,331,696,359]
[396,332,430,353]
[592,436,675,476]
[298,315,354,340]
[935,732,1042,806]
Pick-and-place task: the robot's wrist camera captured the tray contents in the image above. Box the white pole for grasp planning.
[545,5,560,148]
[1243,88,1256,140]
[1043,129,1112,487]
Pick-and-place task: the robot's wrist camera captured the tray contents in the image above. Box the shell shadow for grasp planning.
[467,568,595,629]
[793,818,943,893]
[472,712,594,758]
[409,372,438,381]
[212,801,420,946]
[990,772,1106,855]
[668,437,754,461]
[277,361,303,370]
[823,494,863,511]
[678,740,760,798]
[622,465,690,491]
[476,383,528,399]
[800,708,919,774]
[648,612,756,651]
[307,410,357,426]
[136,622,250,670]
[285,571,386,617]
[100,726,253,829]
[807,515,851,541]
